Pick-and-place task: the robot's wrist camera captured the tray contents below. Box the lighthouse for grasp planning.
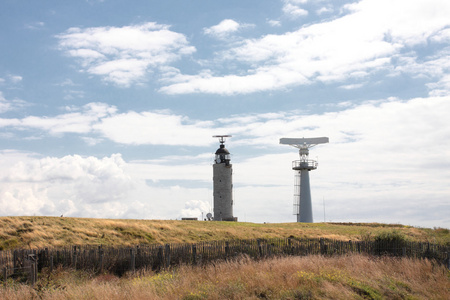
[212,135,236,221]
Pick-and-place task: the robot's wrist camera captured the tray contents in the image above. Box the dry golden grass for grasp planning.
[1,254,448,299]
[1,216,449,250]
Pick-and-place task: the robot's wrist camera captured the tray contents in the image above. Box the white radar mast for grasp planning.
[280,137,329,223]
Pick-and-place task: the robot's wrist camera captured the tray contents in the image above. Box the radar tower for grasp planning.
[280,137,329,222]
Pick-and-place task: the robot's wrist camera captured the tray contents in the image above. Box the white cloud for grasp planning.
[81,136,103,146]
[2,92,450,158]
[0,150,213,219]
[62,90,85,101]
[0,91,29,114]
[430,27,450,43]
[267,20,282,27]
[282,2,308,18]
[316,6,333,15]
[0,74,23,86]
[58,79,77,87]
[395,48,450,96]
[18,102,116,135]
[0,152,135,216]
[8,75,23,84]
[0,102,215,146]
[203,19,255,40]
[204,19,240,38]
[25,21,45,30]
[428,74,450,96]
[160,0,450,95]
[339,83,364,90]
[57,22,196,87]
[87,58,149,87]
[0,92,11,113]
[93,110,215,146]
[180,200,210,219]
[345,0,450,46]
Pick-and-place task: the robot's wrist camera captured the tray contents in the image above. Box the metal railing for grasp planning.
[292,159,318,170]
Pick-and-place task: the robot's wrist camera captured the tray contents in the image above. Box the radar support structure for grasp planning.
[280,137,329,223]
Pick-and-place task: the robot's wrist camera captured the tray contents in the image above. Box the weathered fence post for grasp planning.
[288,238,293,255]
[225,241,230,257]
[2,267,7,282]
[136,246,140,269]
[257,239,263,257]
[34,261,38,285]
[320,238,325,255]
[129,248,136,273]
[165,244,171,269]
[13,250,18,276]
[26,253,38,285]
[192,244,197,265]
[56,250,60,268]
[38,248,48,272]
[72,246,77,270]
[402,247,406,257]
[447,251,450,270]
[30,263,36,286]
[157,246,163,269]
[50,255,54,272]
[98,246,104,273]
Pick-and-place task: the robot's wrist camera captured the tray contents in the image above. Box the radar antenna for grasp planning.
[213,135,232,144]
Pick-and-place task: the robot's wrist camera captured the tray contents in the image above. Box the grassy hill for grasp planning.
[1,216,448,250]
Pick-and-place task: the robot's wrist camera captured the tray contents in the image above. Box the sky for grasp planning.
[1,0,449,228]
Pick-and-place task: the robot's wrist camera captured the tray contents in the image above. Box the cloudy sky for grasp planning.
[1,0,449,228]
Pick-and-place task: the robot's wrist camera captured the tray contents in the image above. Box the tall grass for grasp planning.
[1,254,448,299]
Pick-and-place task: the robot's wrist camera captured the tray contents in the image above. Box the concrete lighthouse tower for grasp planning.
[213,135,235,221]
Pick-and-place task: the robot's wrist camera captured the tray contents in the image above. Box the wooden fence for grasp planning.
[1,238,449,284]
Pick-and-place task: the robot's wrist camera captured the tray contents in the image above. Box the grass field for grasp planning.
[1,254,449,299]
[1,216,449,250]
[1,217,449,299]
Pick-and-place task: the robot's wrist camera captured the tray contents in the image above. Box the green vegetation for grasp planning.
[0,216,448,250]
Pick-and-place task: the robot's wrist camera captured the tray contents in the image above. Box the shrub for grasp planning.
[373,230,407,256]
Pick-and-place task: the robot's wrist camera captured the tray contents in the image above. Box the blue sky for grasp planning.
[1,0,449,228]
